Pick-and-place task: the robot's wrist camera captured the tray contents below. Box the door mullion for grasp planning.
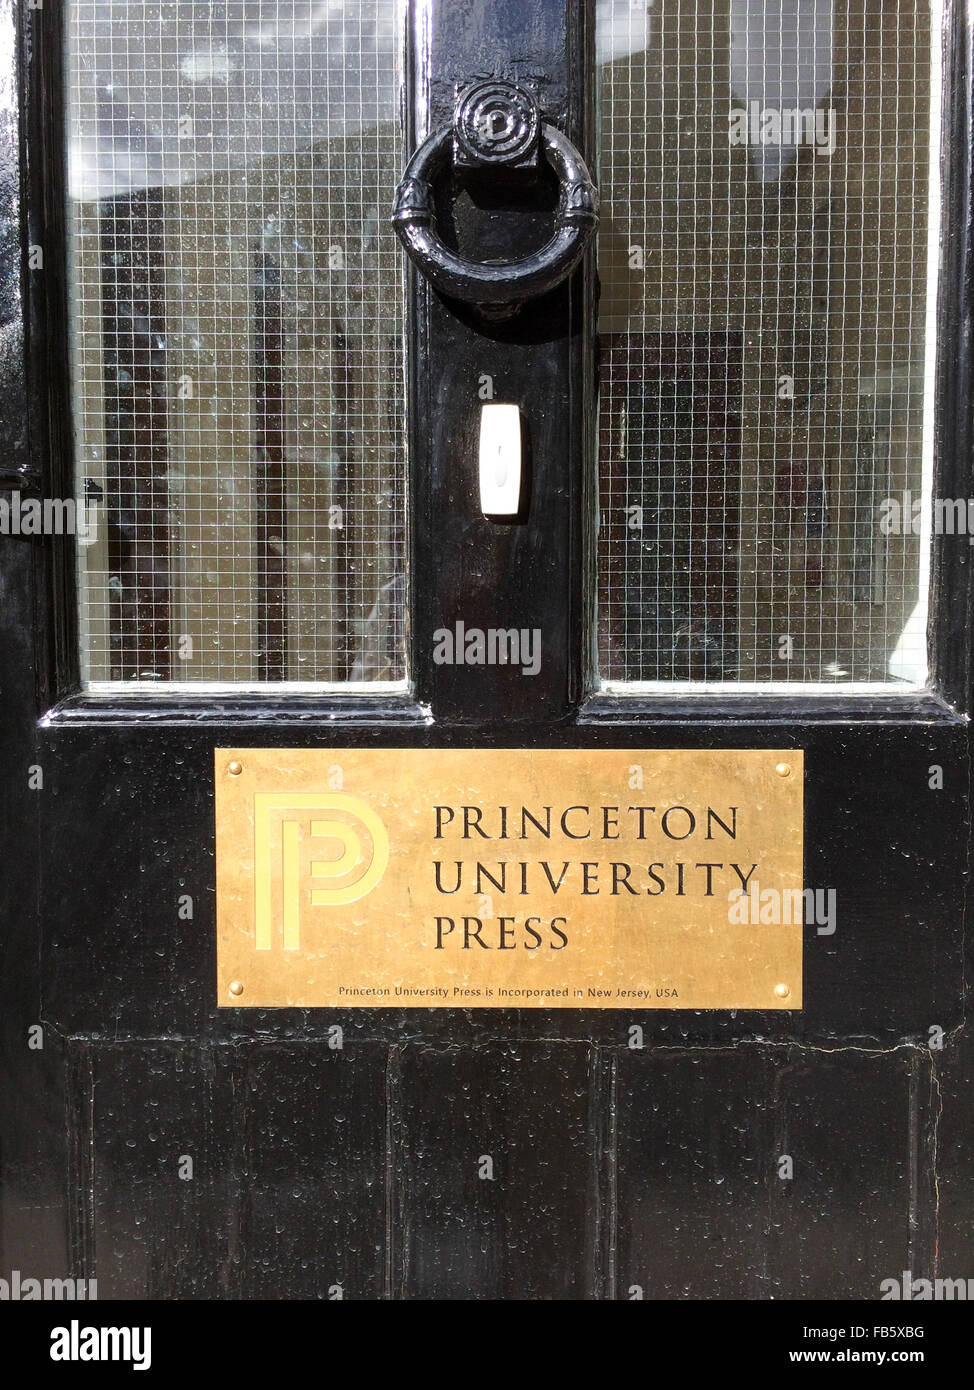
[407,0,593,726]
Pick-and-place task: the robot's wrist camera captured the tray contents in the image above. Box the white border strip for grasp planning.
[85,680,409,696]
[599,680,926,696]
[910,0,946,687]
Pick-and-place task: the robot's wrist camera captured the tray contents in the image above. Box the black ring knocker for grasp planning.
[392,80,599,310]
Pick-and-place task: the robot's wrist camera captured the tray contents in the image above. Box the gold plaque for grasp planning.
[215,748,803,1009]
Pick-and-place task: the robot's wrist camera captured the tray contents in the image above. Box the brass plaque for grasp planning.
[215,748,803,1009]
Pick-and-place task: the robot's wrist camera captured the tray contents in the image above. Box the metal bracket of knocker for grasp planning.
[392,79,599,317]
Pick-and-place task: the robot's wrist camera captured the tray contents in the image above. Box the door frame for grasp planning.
[0,0,970,1264]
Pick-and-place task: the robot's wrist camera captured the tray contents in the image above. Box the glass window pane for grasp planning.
[596,0,938,687]
[68,1,406,686]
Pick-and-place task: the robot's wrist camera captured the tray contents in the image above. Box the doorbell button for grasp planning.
[479,404,522,516]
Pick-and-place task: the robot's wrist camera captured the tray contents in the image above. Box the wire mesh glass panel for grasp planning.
[68,1,406,685]
[596,0,938,686]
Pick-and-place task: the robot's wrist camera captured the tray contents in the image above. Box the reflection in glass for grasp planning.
[69,2,406,685]
[597,0,936,685]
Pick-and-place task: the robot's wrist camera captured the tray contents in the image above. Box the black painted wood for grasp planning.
[0,0,71,1289]
[0,0,971,1305]
[70,1041,390,1300]
[394,1043,599,1299]
[73,1043,233,1299]
[613,1048,779,1299]
[234,1042,388,1300]
[937,1029,974,1283]
[764,1048,938,1300]
[407,0,593,724]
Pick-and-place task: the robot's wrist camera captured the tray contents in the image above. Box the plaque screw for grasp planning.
[774,983,791,999]
[775,762,792,778]
[227,761,243,777]
[229,980,244,997]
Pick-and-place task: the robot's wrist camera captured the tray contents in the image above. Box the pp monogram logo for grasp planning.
[253,793,390,950]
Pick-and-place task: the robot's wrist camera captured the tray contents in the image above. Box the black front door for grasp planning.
[1,0,973,1310]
